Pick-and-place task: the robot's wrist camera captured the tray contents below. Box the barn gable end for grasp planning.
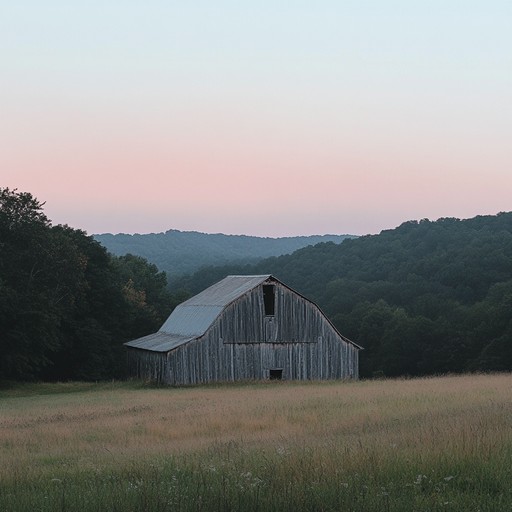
[125,275,361,385]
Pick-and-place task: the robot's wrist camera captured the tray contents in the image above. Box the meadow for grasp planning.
[1,374,512,511]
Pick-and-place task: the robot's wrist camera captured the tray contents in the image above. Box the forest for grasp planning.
[173,213,512,378]
[0,188,179,381]
[2,187,512,381]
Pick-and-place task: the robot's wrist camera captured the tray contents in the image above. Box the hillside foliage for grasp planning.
[95,230,354,277]
[172,213,512,377]
[0,188,176,381]
[3,187,512,381]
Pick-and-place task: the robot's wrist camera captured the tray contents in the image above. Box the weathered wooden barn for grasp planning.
[125,275,361,385]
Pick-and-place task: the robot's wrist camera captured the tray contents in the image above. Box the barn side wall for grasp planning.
[126,347,167,383]
[159,282,359,385]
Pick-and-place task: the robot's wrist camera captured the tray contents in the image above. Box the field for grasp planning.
[1,374,512,511]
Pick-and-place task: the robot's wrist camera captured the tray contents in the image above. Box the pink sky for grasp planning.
[2,2,511,237]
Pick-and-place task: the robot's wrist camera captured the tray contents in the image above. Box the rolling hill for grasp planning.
[94,229,356,277]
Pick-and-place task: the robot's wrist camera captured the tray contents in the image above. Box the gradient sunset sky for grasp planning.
[2,1,511,237]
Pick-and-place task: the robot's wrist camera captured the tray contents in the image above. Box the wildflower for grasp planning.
[414,475,427,485]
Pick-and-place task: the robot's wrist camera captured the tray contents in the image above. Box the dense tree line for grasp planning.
[172,214,512,378]
[3,187,511,381]
[0,188,176,381]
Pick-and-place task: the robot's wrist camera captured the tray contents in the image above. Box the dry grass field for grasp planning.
[1,374,512,511]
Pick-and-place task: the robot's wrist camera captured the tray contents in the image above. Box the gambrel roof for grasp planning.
[124,274,362,353]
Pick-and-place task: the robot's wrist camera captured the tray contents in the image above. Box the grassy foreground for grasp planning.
[1,375,512,511]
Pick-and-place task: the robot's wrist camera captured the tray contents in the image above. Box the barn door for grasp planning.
[271,346,287,379]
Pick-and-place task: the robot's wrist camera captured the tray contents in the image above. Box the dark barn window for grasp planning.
[263,285,275,316]
[269,369,283,380]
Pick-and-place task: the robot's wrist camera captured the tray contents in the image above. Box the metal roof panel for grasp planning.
[124,332,194,352]
[159,305,224,336]
[159,275,271,337]
[179,275,271,307]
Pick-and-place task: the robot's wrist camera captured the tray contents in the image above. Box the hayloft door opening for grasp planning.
[269,369,283,380]
[263,285,275,316]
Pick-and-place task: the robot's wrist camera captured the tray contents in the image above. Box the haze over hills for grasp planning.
[94,230,356,277]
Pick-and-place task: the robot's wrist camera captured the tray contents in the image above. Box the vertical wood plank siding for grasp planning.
[127,282,359,385]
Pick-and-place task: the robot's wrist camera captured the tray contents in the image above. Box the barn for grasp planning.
[125,275,361,385]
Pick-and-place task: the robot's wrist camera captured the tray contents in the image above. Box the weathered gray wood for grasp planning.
[126,278,360,385]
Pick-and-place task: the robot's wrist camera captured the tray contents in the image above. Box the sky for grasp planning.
[2,1,511,237]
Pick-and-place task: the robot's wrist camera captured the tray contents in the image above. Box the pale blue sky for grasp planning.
[2,1,511,235]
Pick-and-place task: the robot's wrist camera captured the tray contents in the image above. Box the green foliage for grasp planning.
[95,229,355,277]
[0,188,174,381]
[4,186,512,380]
[174,213,512,377]
[4,453,512,512]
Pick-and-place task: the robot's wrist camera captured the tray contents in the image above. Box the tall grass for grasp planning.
[1,374,512,511]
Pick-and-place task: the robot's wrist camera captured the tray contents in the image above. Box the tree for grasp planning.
[0,188,177,381]
[0,188,59,379]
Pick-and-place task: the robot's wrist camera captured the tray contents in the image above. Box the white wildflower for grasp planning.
[414,474,427,485]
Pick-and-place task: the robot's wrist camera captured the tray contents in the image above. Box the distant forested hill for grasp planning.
[171,213,512,378]
[94,230,355,277]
